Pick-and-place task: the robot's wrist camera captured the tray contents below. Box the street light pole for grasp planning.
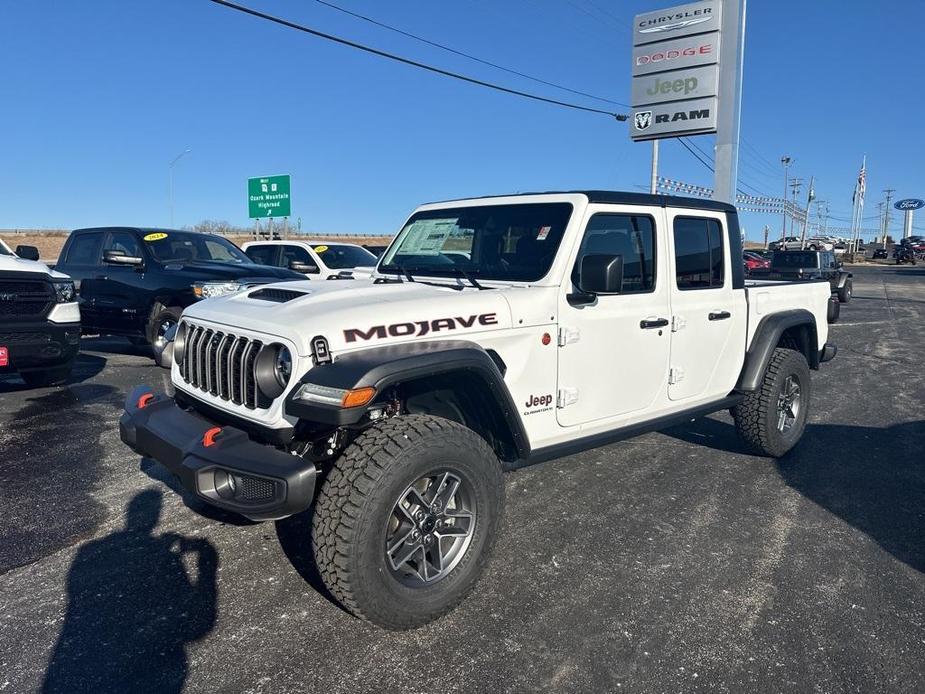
[169,148,192,227]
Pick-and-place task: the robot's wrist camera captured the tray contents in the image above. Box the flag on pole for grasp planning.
[852,160,867,204]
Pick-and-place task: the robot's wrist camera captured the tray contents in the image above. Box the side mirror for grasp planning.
[289,260,319,274]
[580,253,624,294]
[16,245,40,261]
[103,249,144,267]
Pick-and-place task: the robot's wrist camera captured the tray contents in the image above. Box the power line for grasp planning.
[209,0,627,119]
[678,138,714,173]
[311,0,628,107]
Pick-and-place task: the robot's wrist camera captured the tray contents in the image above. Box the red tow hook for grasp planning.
[137,393,155,409]
[202,427,223,448]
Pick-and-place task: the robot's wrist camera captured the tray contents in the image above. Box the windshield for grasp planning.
[772,251,818,268]
[381,203,573,282]
[314,243,378,269]
[143,231,252,264]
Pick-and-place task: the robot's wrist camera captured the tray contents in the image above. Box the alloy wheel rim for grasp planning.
[385,471,475,586]
[155,317,175,348]
[776,375,802,433]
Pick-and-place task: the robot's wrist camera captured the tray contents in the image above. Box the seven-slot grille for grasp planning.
[0,279,53,319]
[179,323,264,409]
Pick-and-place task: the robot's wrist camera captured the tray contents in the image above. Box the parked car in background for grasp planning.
[768,236,834,252]
[363,244,390,258]
[872,248,889,259]
[743,250,770,273]
[749,249,853,303]
[243,240,378,280]
[0,241,81,386]
[55,227,303,350]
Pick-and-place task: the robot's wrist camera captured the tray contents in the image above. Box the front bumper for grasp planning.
[120,386,316,521]
[0,320,80,373]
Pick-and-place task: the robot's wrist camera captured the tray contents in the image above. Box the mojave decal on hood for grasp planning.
[181,279,515,357]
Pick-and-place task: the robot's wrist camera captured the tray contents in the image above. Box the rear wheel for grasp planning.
[837,280,852,303]
[732,347,811,457]
[312,414,504,629]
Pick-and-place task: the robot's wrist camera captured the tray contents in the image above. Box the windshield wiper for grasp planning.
[451,267,484,289]
[393,263,415,282]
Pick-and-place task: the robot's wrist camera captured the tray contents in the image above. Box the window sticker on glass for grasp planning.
[400,218,458,255]
[313,245,329,253]
[536,225,552,241]
[143,232,168,242]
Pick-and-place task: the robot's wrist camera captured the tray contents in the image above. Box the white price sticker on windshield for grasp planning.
[401,218,457,255]
[536,225,552,241]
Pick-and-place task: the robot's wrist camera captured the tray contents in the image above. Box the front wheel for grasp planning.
[312,414,504,629]
[145,305,182,350]
[732,348,811,457]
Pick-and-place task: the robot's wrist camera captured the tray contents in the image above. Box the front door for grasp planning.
[64,231,105,331]
[95,230,149,334]
[666,212,744,401]
[556,207,671,427]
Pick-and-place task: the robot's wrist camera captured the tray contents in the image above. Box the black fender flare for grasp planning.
[835,271,853,289]
[285,340,530,459]
[736,309,819,392]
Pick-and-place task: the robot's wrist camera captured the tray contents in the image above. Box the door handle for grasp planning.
[708,311,731,321]
[640,317,669,329]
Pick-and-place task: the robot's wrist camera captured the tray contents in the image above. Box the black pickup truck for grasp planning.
[749,250,853,303]
[55,227,303,350]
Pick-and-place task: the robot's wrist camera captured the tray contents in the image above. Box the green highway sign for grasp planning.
[248,174,291,218]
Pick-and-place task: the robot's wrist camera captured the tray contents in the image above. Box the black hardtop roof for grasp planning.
[426,190,737,213]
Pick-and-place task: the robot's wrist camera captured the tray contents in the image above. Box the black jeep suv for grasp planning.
[749,249,853,303]
[56,228,303,349]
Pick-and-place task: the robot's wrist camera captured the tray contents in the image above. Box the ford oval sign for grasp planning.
[894,198,925,211]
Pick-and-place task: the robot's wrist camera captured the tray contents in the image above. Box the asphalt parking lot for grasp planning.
[1,264,923,694]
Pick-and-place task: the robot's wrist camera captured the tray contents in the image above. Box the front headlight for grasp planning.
[52,280,76,303]
[192,281,243,299]
[274,346,292,387]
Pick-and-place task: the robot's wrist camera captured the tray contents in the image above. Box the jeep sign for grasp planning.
[631,0,721,142]
[631,64,719,107]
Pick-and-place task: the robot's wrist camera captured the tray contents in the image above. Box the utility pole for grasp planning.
[763,224,770,249]
[650,140,659,194]
[788,178,804,235]
[798,176,815,248]
[882,188,895,244]
[877,202,886,245]
[780,156,792,239]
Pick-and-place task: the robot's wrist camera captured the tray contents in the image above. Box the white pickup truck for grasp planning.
[242,239,378,280]
[0,240,81,386]
[121,191,838,629]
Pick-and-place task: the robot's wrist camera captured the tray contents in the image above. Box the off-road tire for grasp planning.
[145,304,182,349]
[837,280,852,303]
[20,364,73,388]
[312,414,504,630]
[732,347,811,458]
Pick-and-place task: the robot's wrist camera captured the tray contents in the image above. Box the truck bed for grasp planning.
[743,279,831,352]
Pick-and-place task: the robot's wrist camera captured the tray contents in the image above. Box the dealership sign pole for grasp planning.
[894,198,924,239]
[631,0,745,205]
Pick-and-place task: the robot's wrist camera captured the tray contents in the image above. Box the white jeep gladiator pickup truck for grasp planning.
[120,191,838,629]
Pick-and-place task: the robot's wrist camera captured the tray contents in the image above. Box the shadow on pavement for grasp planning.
[0,353,108,394]
[275,510,350,616]
[42,490,218,694]
[661,418,925,574]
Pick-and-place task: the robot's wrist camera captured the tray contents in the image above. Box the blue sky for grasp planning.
[1,0,922,241]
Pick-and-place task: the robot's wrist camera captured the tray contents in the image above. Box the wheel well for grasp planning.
[395,372,519,463]
[778,323,819,369]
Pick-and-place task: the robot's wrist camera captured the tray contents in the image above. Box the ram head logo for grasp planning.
[634,111,653,130]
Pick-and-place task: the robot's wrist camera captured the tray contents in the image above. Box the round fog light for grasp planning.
[214,470,238,500]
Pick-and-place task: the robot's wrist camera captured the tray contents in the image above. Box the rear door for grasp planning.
[244,243,280,267]
[556,205,670,426]
[62,231,105,330]
[666,212,747,402]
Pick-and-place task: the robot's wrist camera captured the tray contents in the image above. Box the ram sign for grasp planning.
[630,0,721,141]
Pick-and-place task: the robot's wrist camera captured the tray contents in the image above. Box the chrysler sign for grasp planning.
[633,0,722,45]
